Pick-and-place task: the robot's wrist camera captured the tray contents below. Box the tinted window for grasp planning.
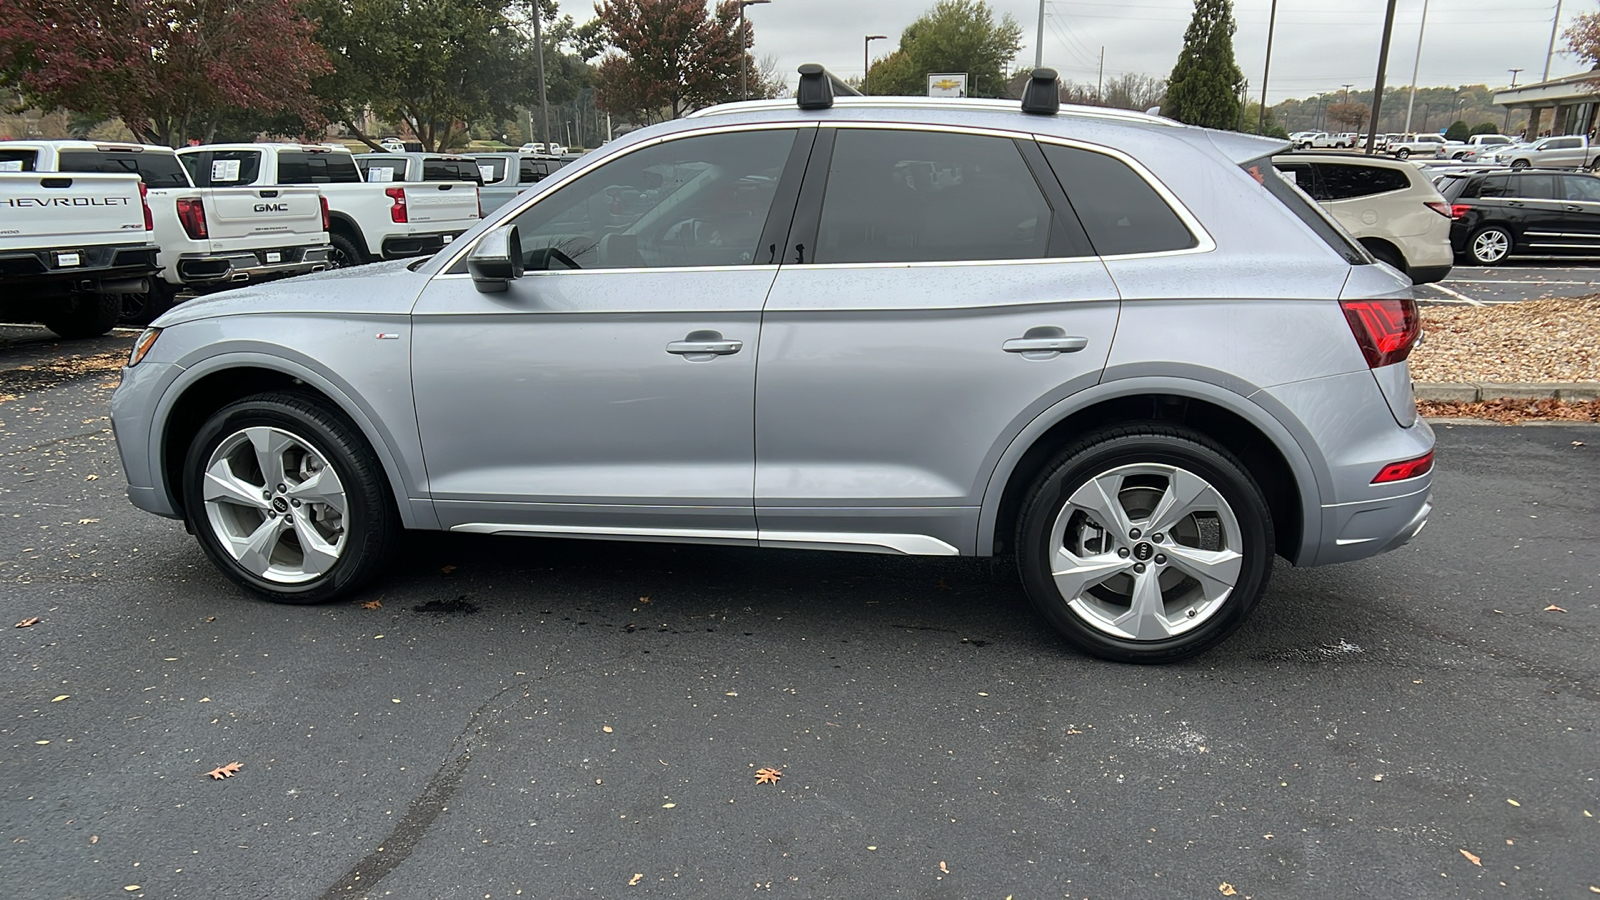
[358,157,405,182]
[0,148,38,171]
[1043,143,1195,256]
[1509,174,1557,200]
[1547,138,1579,150]
[277,151,363,185]
[1477,175,1510,198]
[1565,175,1600,202]
[508,128,795,270]
[1242,155,1368,265]
[1312,163,1411,200]
[1272,161,1317,196]
[421,158,482,184]
[1436,174,1475,200]
[476,156,508,183]
[814,129,1052,264]
[57,150,190,188]
[519,158,550,184]
[187,149,261,186]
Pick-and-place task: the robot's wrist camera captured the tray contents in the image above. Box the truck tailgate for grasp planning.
[404,182,478,224]
[203,187,324,242]
[0,172,146,247]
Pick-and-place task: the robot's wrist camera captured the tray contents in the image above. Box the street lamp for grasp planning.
[864,35,888,94]
[1504,68,1523,132]
[738,0,771,102]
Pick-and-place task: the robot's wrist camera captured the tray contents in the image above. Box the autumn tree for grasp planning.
[0,0,329,146]
[1564,8,1600,69]
[593,0,752,122]
[1325,101,1369,131]
[865,0,1023,98]
[1164,0,1244,129]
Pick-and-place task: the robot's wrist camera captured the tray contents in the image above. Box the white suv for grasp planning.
[1274,154,1452,283]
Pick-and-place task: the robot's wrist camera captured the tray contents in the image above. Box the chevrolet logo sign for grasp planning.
[931,79,962,90]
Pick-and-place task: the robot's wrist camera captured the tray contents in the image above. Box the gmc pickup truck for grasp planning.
[3,140,331,324]
[179,144,479,267]
[0,170,159,337]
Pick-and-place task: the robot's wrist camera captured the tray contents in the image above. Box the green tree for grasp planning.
[864,0,1023,98]
[1164,0,1243,129]
[1444,120,1470,142]
[1469,121,1500,136]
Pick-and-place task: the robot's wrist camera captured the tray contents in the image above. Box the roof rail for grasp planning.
[687,95,1180,127]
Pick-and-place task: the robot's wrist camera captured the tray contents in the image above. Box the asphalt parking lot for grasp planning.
[1,326,1596,900]
[1421,263,1600,305]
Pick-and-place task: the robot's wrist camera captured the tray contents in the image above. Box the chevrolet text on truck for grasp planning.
[1,140,332,324]
[178,143,480,267]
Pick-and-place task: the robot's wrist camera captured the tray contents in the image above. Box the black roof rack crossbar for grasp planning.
[796,63,860,110]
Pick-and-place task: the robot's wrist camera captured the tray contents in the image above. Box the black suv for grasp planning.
[1438,169,1600,264]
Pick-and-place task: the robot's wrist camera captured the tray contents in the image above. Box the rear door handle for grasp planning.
[667,330,742,356]
[1003,336,1089,353]
[1564,204,1584,212]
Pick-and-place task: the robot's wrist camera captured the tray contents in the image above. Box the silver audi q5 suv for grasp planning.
[111,68,1433,663]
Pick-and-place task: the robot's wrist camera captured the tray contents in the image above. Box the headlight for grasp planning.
[128,327,161,367]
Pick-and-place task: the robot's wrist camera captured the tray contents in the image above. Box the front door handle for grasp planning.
[1564,204,1584,212]
[667,330,742,357]
[1003,336,1089,353]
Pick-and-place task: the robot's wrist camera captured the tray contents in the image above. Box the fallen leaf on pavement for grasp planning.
[1460,849,1481,866]
[85,474,98,481]
[1545,605,1567,612]
[638,595,651,604]
[1507,798,1520,806]
[15,617,39,628]
[361,599,382,609]
[206,762,243,780]
[1219,883,1237,896]
[51,695,68,702]
[939,861,949,874]
[755,767,782,785]
[78,518,99,524]
[440,565,457,574]
[124,886,140,892]
[603,726,613,733]
[628,874,643,886]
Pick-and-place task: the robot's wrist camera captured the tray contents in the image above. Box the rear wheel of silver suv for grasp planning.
[1016,426,1274,663]
[183,392,396,604]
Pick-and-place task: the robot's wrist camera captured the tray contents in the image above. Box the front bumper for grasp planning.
[174,244,332,287]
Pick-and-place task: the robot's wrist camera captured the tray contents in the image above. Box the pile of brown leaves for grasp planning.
[1411,297,1600,384]
[1417,397,1600,423]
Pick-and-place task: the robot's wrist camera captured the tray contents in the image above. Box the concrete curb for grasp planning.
[1415,382,1600,402]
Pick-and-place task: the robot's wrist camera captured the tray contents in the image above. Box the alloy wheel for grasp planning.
[1047,463,1243,641]
[202,426,348,584]
[1472,229,1510,264]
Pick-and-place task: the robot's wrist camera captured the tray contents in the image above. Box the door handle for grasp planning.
[667,330,742,356]
[1003,336,1089,353]
[1564,204,1584,212]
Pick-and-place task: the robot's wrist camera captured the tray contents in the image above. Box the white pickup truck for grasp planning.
[179,143,480,267]
[1481,134,1600,170]
[0,170,160,337]
[3,141,332,323]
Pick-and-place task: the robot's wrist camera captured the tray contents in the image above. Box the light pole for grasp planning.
[1341,83,1354,104]
[864,34,887,94]
[1258,0,1278,134]
[738,0,770,102]
[1504,68,1523,132]
[1403,0,1429,133]
[1544,0,1566,82]
[1363,0,1398,155]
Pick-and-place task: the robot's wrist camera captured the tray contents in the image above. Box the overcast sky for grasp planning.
[569,0,1585,104]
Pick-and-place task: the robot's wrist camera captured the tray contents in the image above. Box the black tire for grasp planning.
[1015,426,1275,664]
[1364,241,1407,274]
[182,392,397,604]
[328,232,367,269]
[118,281,179,327]
[1468,225,1513,264]
[1509,159,1530,170]
[1395,148,1410,160]
[41,292,121,339]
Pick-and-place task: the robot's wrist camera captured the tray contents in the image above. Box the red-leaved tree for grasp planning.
[593,0,748,122]
[0,0,330,146]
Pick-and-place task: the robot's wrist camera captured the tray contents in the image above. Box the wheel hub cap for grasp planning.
[202,426,348,585]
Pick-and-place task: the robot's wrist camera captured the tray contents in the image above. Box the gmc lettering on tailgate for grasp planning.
[4,197,132,207]
[253,203,290,212]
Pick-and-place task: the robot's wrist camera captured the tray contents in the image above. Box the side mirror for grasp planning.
[468,225,522,293]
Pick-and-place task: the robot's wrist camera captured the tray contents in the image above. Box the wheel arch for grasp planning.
[977,376,1326,566]
[151,353,435,531]
[325,212,371,258]
[1357,236,1409,272]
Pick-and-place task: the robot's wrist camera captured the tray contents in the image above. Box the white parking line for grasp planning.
[1423,283,1484,306]
[1442,279,1596,285]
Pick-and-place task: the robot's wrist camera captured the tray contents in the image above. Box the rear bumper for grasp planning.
[1409,264,1451,284]
[0,243,160,299]
[174,244,332,287]
[1316,483,1433,565]
[381,231,466,259]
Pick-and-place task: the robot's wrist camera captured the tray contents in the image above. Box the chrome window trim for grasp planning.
[427,263,779,282]
[450,522,959,555]
[429,121,818,276]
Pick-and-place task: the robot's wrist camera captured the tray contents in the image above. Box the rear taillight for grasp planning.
[1425,201,1451,217]
[1341,297,1420,368]
[1449,204,1471,219]
[319,195,330,231]
[175,197,208,239]
[385,187,407,223]
[1372,450,1434,483]
[138,182,153,231]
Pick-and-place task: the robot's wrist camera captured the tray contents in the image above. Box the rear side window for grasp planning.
[57,150,190,187]
[1510,174,1557,200]
[1564,175,1600,202]
[519,158,552,184]
[421,158,483,184]
[1313,163,1411,200]
[475,157,508,183]
[1041,143,1195,256]
[277,151,363,185]
[1437,174,1475,200]
[0,148,38,171]
[1242,154,1368,265]
[1477,175,1510,198]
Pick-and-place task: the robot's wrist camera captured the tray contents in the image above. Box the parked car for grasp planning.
[1272,153,1452,283]
[7,140,333,324]
[1303,132,1353,149]
[519,142,547,154]
[1437,168,1600,263]
[1385,134,1448,160]
[1481,134,1600,170]
[111,67,1433,664]
[179,143,479,267]
[0,168,158,337]
[1453,133,1515,162]
[469,151,574,213]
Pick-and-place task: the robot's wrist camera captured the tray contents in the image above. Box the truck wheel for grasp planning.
[1509,159,1530,170]
[42,293,121,340]
[328,233,366,268]
[118,282,179,327]
[1395,148,1410,159]
[1015,426,1274,664]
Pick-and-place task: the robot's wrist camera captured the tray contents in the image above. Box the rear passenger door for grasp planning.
[1504,172,1567,254]
[752,127,1122,553]
[1556,173,1600,254]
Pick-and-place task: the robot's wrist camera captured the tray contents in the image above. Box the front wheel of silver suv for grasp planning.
[1015,426,1275,663]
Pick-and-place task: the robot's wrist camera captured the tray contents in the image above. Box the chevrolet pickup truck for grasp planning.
[0,170,159,337]
[3,141,332,323]
[180,143,479,267]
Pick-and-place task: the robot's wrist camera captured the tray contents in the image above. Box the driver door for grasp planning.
[411,126,811,540]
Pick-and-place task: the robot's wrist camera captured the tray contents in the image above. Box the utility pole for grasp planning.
[1544,0,1566,81]
[1258,0,1278,134]
[1341,83,1354,104]
[1365,0,1399,154]
[864,34,887,93]
[532,0,549,146]
[1035,0,1046,69]
[1504,68,1523,131]
[1403,0,1430,132]
[738,1,771,102]
[1097,47,1104,104]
